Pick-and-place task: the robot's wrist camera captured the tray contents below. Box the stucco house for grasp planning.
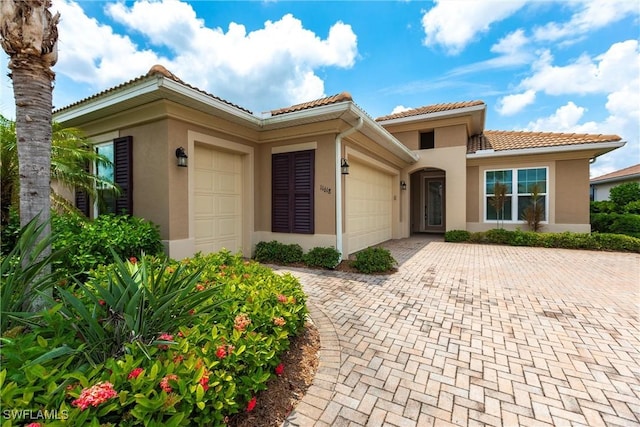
[53,65,625,260]
[590,163,640,201]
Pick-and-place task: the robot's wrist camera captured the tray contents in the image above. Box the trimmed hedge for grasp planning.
[444,229,640,253]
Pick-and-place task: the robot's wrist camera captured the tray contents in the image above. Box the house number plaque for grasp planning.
[320,185,331,194]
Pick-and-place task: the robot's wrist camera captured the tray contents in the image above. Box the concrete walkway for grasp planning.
[280,237,640,426]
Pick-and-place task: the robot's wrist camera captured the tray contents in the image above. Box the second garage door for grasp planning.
[194,145,243,254]
[346,160,393,253]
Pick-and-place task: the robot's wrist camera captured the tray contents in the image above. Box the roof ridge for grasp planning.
[375,100,485,121]
[269,91,353,116]
[54,64,254,115]
[591,163,640,181]
[484,129,622,139]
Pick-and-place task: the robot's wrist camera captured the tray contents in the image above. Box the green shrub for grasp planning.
[610,182,640,209]
[254,241,304,264]
[450,228,640,253]
[591,212,618,233]
[52,212,163,279]
[624,200,640,214]
[610,214,640,238]
[590,200,616,214]
[444,230,470,242]
[0,207,20,256]
[1,250,309,426]
[351,247,397,274]
[483,228,512,245]
[303,246,341,269]
[0,216,62,334]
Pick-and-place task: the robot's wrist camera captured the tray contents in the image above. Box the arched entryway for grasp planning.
[410,168,446,233]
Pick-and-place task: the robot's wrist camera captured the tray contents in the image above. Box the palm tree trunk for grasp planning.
[14,62,53,231]
[1,0,60,311]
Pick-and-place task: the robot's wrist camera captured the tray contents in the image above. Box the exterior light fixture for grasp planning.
[341,158,350,175]
[175,147,188,167]
[400,180,407,190]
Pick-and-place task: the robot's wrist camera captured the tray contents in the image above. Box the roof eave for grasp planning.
[352,104,419,164]
[466,140,626,159]
[53,77,161,124]
[53,75,262,128]
[378,104,486,134]
[590,173,640,185]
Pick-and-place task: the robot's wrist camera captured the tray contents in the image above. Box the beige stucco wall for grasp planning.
[555,159,589,225]
[252,133,339,253]
[435,125,467,148]
[404,146,468,234]
[466,166,480,223]
[466,156,592,233]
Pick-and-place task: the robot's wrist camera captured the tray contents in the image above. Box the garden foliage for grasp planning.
[351,247,397,274]
[1,248,308,426]
[444,228,640,253]
[590,182,640,238]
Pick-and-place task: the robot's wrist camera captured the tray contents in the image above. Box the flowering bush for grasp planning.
[0,250,308,426]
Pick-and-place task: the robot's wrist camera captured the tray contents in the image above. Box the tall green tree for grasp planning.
[1,0,60,311]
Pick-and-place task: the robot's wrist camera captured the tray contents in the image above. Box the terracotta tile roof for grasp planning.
[375,100,485,121]
[468,130,622,154]
[590,163,640,183]
[54,64,253,115]
[269,92,353,116]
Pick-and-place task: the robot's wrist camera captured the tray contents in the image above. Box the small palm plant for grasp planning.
[522,184,545,232]
[489,181,508,229]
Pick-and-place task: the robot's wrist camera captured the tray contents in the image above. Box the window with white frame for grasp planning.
[485,167,547,222]
[95,143,116,216]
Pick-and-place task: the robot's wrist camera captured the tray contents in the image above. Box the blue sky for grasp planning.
[1,0,638,177]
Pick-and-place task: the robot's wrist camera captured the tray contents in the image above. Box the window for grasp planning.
[75,136,132,217]
[485,167,547,222]
[272,150,314,234]
[420,131,435,150]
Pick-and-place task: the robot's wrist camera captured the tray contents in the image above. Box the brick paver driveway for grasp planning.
[281,237,640,426]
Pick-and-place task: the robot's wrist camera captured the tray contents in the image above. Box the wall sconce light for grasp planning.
[175,147,188,167]
[400,180,407,190]
[341,158,350,175]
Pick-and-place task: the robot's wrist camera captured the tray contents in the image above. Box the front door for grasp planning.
[422,178,445,232]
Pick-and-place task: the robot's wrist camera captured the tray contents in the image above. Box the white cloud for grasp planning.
[102,1,357,112]
[421,0,526,54]
[391,105,412,115]
[522,40,640,96]
[496,90,536,116]
[533,0,640,42]
[524,102,595,132]
[54,0,166,87]
[43,0,358,114]
[491,29,528,56]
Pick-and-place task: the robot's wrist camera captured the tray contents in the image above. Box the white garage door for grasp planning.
[194,145,243,254]
[346,160,393,253]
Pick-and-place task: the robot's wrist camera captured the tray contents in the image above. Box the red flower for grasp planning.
[129,257,138,264]
[98,299,106,306]
[216,345,227,359]
[277,294,288,303]
[246,396,257,412]
[26,423,42,427]
[196,283,205,291]
[200,374,210,391]
[72,381,118,410]
[160,374,179,393]
[157,333,174,350]
[275,363,284,376]
[128,367,143,380]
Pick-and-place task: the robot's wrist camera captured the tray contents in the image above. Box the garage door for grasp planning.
[346,160,392,253]
[194,145,243,254]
